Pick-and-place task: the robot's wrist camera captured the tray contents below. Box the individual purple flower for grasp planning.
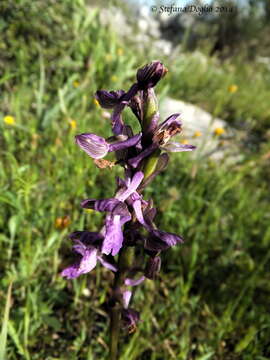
[101,172,144,255]
[121,308,140,333]
[96,84,139,135]
[75,132,141,159]
[81,172,144,256]
[145,229,184,252]
[95,90,126,109]
[61,231,117,279]
[128,113,195,168]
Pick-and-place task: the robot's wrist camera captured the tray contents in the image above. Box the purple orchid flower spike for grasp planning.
[61,61,196,354]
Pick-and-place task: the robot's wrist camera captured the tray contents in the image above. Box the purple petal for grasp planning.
[121,308,140,331]
[125,276,145,286]
[122,83,139,102]
[111,104,125,135]
[160,142,196,152]
[95,90,125,108]
[119,213,132,226]
[69,231,103,246]
[145,230,184,251]
[109,133,142,152]
[61,248,98,279]
[75,133,109,159]
[97,256,117,272]
[128,143,158,168]
[61,264,80,279]
[72,240,86,256]
[112,202,131,218]
[117,171,144,202]
[102,215,123,256]
[132,199,151,230]
[157,113,182,131]
[143,206,157,228]
[78,248,98,274]
[81,198,121,212]
[122,290,132,309]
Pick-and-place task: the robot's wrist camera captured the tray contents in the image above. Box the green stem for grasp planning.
[109,247,134,360]
[109,306,120,360]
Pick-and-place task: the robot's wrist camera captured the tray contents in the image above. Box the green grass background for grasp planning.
[1,1,270,359]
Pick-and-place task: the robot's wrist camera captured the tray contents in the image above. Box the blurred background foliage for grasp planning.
[0,0,270,359]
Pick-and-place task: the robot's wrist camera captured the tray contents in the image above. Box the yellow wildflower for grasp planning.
[111,75,118,82]
[73,80,80,88]
[180,139,189,144]
[228,84,238,93]
[94,98,100,107]
[3,115,15,125]
[117,48,123,56]
[214,127,225,136]
[69,119,77,130]
[193,131,202,138]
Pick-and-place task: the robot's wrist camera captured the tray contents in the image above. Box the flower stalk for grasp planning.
[109,245,134,359]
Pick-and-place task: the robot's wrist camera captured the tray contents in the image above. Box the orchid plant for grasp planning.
[61,61,195,359]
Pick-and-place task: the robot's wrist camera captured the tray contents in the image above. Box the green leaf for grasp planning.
[235,326,257,353]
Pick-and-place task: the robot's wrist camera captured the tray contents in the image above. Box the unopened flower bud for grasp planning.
[137,61,167,89]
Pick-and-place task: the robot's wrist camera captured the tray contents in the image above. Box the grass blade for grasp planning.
[0,282,13,360]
